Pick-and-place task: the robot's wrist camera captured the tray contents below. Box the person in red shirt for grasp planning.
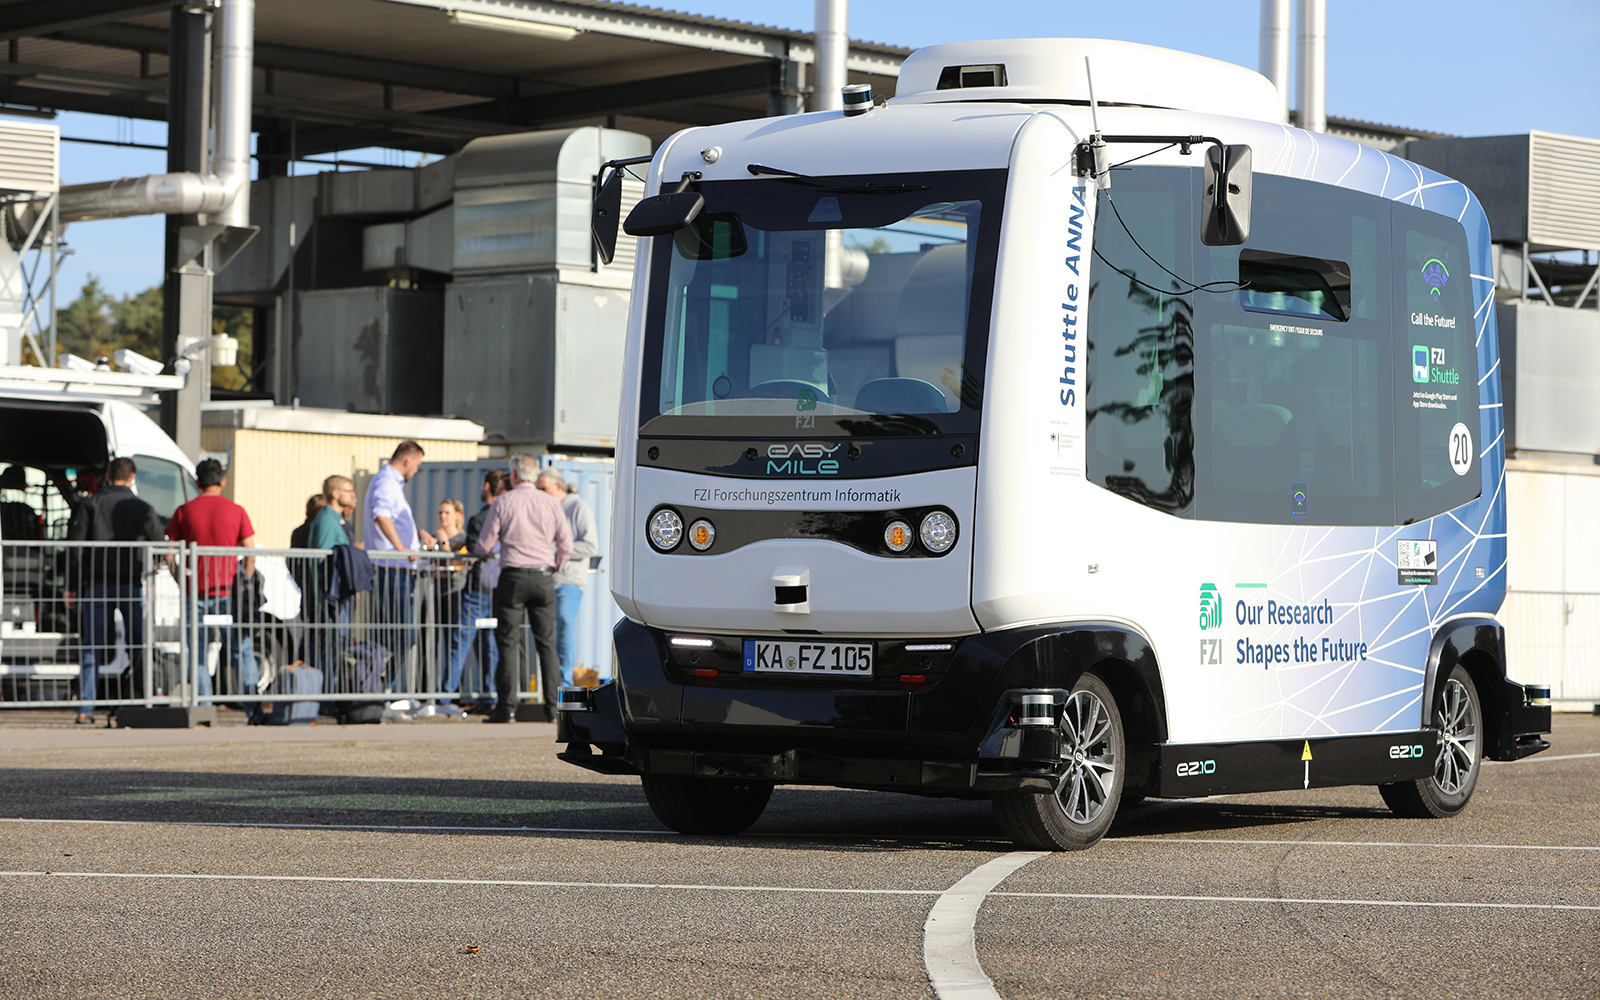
[166,459,258,716]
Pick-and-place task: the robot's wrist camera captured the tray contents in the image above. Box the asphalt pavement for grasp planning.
[0,710,1594,999]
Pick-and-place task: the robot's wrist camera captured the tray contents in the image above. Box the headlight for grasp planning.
[919,511,957,553]
[647,508,684,551]
[884,519,913,553]
[688,518,716,551]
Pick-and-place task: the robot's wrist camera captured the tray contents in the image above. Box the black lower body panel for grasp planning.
[1153,730,1438,797]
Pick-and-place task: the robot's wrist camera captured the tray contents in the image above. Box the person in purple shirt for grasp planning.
[474,454,572,723]
[362,440,435,689]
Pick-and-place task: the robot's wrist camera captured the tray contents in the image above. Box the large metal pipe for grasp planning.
[1296,0,1326,132]
[214,0,254,228]
[58,0,253,224]
[1259,0,1291,124]
[813,0,847,113]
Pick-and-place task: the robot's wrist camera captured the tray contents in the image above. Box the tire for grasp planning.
[640,775,774,835]
[1379,664,1482,818]
[992,671,1125,850]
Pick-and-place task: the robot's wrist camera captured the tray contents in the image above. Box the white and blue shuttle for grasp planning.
[561,38,1552,849]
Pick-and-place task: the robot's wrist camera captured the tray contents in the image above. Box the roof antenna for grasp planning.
[1085,56,1110,190]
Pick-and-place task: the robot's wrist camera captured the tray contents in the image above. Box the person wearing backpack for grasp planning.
[65,456,165,725]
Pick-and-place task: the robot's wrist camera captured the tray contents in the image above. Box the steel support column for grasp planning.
[160,4,211,459]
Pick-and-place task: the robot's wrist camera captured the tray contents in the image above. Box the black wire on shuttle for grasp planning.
[1097,191,1249,295]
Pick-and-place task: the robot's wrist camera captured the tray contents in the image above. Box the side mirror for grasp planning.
[591,167,624,266]
[624,171,704,237]
[1201,143,1252,246]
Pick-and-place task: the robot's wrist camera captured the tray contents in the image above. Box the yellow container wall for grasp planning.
[200,427,478,549]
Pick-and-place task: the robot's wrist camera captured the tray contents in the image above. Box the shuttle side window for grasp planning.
[1090,170,1485,528]
[1196,174,1392,526]
[1393,204,1481,523]
[1085,171,1197,515]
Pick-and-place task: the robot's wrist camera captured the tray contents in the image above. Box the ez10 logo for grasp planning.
[1418,251,1450,302]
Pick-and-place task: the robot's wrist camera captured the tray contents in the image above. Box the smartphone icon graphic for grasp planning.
[1412,345,1430,383]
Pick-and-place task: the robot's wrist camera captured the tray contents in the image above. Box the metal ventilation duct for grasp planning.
[813,0,848,112]
[1259,0,1291,124]
[57,0,253,225]
[1295,0,1326,132]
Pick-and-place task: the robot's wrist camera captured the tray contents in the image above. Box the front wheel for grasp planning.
[1378,664,1482,818]
[992,671,1125,850]
[640,775,774,835]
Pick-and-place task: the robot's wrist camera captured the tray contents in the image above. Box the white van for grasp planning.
[0,369,196,691]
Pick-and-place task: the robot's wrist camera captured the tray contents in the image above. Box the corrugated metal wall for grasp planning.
[408,455,622,679]
[200,426,479,550]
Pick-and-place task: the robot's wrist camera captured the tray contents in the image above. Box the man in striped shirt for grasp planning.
[474,454,572,723]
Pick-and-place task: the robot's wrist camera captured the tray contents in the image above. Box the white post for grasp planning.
[1259,0,1291,124]
[1296,0,1326,132]
[813,0,847,113]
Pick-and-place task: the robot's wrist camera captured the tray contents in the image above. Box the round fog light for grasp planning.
[919,511,957,553]
[688,518,716,551]
[884,519,912,553]
[647,508,684,551]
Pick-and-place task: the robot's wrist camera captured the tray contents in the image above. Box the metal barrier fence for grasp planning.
[1,541,552,718]
[0,540,187,710]
[1501,590,1600,706]
[406,455,624,681]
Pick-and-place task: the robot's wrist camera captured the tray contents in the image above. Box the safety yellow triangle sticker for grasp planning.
[1301,741,1313,761]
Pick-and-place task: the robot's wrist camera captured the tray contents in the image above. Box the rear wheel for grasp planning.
[1379,664,1482,818]
[992,672,1125,850]
[640,775,774,835]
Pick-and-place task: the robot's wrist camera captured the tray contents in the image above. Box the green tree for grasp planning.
[55,276,119,362]
[53,277,253,390]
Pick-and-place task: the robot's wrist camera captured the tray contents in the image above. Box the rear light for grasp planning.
[900,674,927,684]
[692,668,719,678]
[884,520,913,553]
[688,518,716,551]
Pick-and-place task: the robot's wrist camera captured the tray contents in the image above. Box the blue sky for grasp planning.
[30,0,1600,300]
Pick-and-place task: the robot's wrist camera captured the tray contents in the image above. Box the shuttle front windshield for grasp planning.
[637,169,1005,440]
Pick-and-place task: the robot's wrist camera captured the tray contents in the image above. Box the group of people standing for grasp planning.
[340,442,596,723]
[69,439,598,725]
[68,455,256,723]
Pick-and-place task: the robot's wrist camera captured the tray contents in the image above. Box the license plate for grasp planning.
[742,639,874,678]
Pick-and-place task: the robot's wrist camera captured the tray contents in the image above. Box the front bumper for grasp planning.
[553,620,1118,794]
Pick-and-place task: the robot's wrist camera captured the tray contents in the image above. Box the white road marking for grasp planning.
[923,851,1048,1000]
[3,869,1594,916]
[0,816,671,836]
[1116,837,1600,852]
[0,870,938,895]
[990,891,1600,912]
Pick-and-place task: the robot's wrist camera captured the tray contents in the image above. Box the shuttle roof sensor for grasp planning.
[841,83,873,116]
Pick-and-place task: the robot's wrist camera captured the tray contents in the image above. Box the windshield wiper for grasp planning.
[746,163,929,195]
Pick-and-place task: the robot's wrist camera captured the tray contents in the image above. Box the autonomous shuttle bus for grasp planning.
[561,38,1552,849]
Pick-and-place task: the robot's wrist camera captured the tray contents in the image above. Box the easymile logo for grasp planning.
[766,442,842,476]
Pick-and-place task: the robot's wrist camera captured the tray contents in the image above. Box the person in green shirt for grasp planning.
[308,475,355,549]
[304,475,357,677]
